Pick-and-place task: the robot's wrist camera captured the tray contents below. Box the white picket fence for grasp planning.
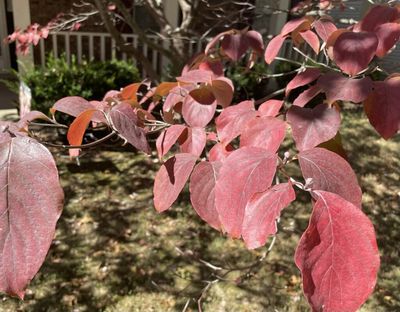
[34,31,329,77]
[35,31,207,76]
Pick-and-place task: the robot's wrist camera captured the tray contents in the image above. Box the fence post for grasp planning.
[11,0,34,74]
[162,0,179,77]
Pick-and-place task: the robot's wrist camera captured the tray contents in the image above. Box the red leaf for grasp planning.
[318,132,348,160]
[355,4,399,32]
[295,191,380,312]
[240,116,286,153]
[208,143,233,162]
[293,85,321,107]
[257,100,283,117]
[374,22,400,58]
[317,73,373,104]
[281,17,311,36]
[120,83,141,102]
[216,100,257,145]
[156,125,187,159]
[313,17,337,42]
[286,69,321,97]
[180,127,207,157]
[221,33,250,61]
[0,136,63,298]
[242,183,295,249]
[67,109,97,146]
[51,96,105,122]
[190,161,222,230]
[299,30,320,54]
[264,34,285,64]
[189,87,216,105]
[163,85,192,112]
[287,104,341,152]
[333,32,378,76]
[198,60,224,77]
[16,111,53,131]
[153,153,197,212]
[245,30,265,54]
[215,147,277,238]
[177,69,213,84]
[364,76,400,139]
[154,82,179,97]
[210,78,234,108]
[109,103,150,154]
[182,94,217,128]
[298,147,362,207]
[205,31,227,55]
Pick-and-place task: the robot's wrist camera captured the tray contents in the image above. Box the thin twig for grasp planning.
[28,122,69,129]
[41,131,117,149]
[255,88,286,106]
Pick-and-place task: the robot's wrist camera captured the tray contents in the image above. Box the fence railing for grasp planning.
[34,31,328,77]
[34,31,207,77]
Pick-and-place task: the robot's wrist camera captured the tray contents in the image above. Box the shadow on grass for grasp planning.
[1,110,399,311]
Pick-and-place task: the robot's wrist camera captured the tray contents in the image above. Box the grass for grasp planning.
[0,109,399,312]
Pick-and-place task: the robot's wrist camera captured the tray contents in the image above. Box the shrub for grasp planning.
[21,54,140,113]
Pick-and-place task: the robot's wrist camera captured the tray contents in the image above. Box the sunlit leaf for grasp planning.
[295,191,380,312]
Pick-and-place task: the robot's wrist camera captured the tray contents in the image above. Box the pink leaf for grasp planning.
[242,183,295,249]
[180,127,207,157]
[51,96,105,123]
[177,69,213,84]
[199,60,224,77]
[281,17,309,36]
[364,76,400,139]
[298,147,362,207]
[16,111,54,131]
[163,85,192,112]
[295,191,380,312]
[333,32,378,76]
[287,104,341,152]
[205,31,227,55]
[0,136,63,298]
[156,125,187,159]
[240,116,286,153]
[286,69,321,97]
[211,78,234,108]
[220,30,263,61]
[245,30,265,54]
[208,143,233,162]
[374,22,400,58]
[216,100,257,145]
[317,73,373,104]
[222,33,248,61]
[257,100,283,117]
[293,85,321,107]
[299,30,320,54]
[355,4,399,32]
[264,34,285,64]
[153,153,197,212]
[215,147,277,238]
[313,17,337,42]
[109,103,150,154]
[182,94,217,128]
[190,161,222,230]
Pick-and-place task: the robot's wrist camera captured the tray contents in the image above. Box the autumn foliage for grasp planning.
[2,4,400,311]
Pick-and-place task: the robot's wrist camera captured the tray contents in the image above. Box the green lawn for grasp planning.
[1,110,399,312]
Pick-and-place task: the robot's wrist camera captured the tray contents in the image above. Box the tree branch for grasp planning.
[94,0,160,81]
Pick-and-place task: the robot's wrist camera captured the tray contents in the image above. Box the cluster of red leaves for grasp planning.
[6,23,50,55]
[1,4,400,311]
[266,5,400,139]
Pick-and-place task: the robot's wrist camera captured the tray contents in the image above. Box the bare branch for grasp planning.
[93,0,160,81]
